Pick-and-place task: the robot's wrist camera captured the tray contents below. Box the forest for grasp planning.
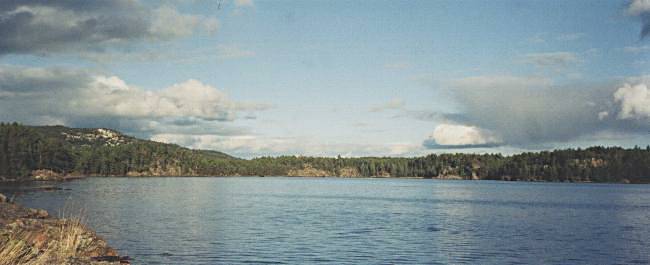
[1,123,649,183]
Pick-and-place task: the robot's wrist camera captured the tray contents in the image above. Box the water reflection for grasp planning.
[6,177,650,264]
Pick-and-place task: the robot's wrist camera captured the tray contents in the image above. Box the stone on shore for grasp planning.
[0,193,127,264]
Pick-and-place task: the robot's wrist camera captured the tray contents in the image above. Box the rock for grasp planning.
[0,200,123,264]
[0,193,6,203]
[35,209,49,218]
[31,169,64,181]
[287,164,333,177]
[26,208,49,219]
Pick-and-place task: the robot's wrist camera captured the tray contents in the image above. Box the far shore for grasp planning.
[3,174,642,185]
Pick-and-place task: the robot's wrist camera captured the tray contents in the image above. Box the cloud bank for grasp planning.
[422,75,650,149]
[0,66,268,137]
[0,0,218,56]
[151,133,423,158]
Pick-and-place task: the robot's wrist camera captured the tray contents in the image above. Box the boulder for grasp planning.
[31,169,64,181]
[24,208,49,219]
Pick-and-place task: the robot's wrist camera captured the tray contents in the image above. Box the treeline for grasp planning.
[0,123,236,178]
[1,123,649,183]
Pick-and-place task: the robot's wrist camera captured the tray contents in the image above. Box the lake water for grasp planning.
[3,177,650,264]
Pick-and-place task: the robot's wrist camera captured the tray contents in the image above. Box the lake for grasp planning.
[3,177,650,264]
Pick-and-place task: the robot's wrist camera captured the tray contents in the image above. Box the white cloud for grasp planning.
[628,0,650,16]
[0,66,269,137]
[614,82,650,119]
[424,124,501,148]
[81,77,258,121]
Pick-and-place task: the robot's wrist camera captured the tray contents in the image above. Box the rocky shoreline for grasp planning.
[0,193,129,265]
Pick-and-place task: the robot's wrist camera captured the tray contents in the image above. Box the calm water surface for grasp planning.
[3,177,650,264]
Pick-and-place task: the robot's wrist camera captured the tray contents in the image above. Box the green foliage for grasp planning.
[1,123,649,183]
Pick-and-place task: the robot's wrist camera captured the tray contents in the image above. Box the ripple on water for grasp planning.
[8,177,650,264]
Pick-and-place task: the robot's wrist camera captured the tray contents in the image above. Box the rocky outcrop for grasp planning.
[435,175,464,180]
[0,194,128,265]
[287,164,333,177]
[31,169,84,182]
[338,167,361,177]
[61,128,129,147]
[31,169,64,181]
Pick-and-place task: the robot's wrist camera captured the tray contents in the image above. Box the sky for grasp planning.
[0,0,649,158]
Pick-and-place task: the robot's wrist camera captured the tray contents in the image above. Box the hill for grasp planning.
[1,123,649,183]
[0,123,235,180]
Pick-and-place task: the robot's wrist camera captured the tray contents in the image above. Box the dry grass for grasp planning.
[0,204,100,265]
[0,237,38,265]
[32,215,87,264]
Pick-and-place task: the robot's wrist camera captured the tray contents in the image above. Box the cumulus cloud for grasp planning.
[521,52,580,69]
[423,124,502,149]
[370,98,405,112]
[614,82,650,119]
[421,75,650,149]
[0,66,268,137]
[0,0,218,56]
[627,0,650,39]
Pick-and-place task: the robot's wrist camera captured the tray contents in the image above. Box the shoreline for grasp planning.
[0,193,129,265]
[4,174,641,185]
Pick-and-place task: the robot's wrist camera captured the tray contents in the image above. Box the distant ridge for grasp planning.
[1,122,649,183]
[30,125,233,159]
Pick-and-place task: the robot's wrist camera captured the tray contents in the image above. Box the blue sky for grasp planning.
[0,0,649,158]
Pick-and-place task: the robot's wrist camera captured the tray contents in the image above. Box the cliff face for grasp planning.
[338,167,361,177]
[0,195,128,264]
[287,164,333,177]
